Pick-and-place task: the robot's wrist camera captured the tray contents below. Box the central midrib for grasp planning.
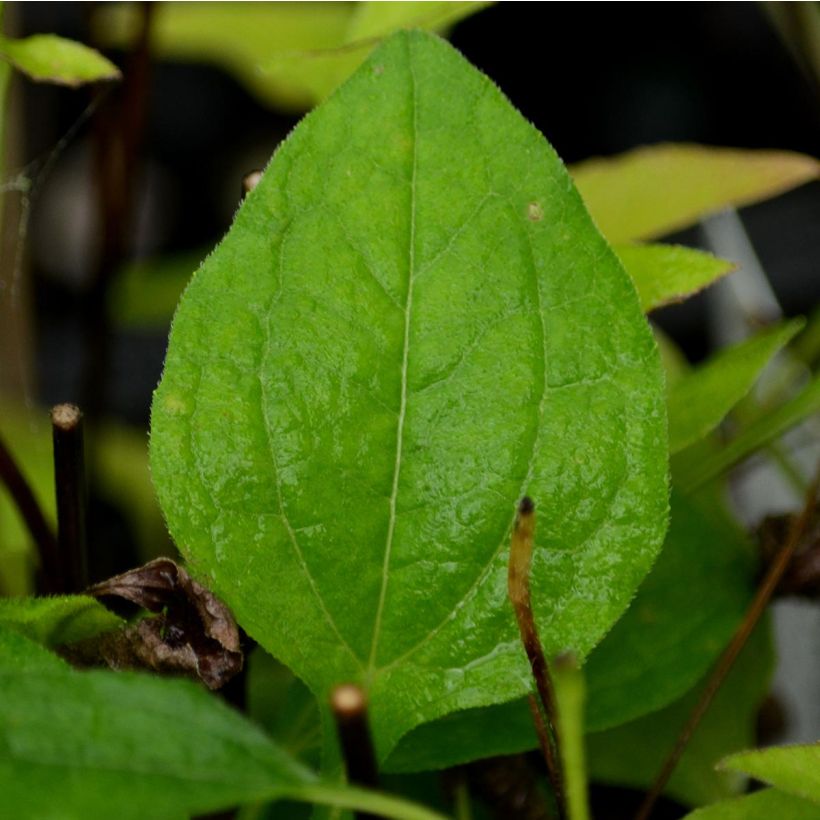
[366,50,418,674]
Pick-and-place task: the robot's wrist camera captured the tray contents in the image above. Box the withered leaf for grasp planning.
[86,558,243,689]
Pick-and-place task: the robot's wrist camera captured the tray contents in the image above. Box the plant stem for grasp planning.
[635,462,820,820]
[52,403,88,592]
[508,497,565,818]
[0,429,60,593]
[331,683,379,820]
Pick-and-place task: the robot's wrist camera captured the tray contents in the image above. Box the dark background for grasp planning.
[14,2,820,425]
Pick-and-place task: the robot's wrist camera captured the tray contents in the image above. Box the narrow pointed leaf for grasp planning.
[616,243,735,313]
[0,594,122,647]
[675,371,820,490]
[684,789,820,820]
[719,744,820,804]
[668,319,803,454]
[151,31,668,760]
[0,34,120,86]
[571,144,820,243]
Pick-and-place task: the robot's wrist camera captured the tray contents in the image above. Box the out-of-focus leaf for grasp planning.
[586,624,774,807]
[554,655,590,820]
[386,490,755,770]
[0,404,54,596]
[667,320,803,454]
[719,744,820,804]
[0,594,122,647]
[93,2,488,110]
[675,371,820,491]
[88,558,242,690]
[150,30,668,763]
[108,248,204,329]
[246,648,322,767]
[616,244,735,313]
[571,144,819,243]
[0,627,446,820]
[684,789,820,819]
[0,33,119,86]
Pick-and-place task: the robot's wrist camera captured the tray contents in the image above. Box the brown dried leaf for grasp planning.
[86,558,242,689]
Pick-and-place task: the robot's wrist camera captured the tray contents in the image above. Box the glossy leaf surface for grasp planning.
[386,490,756,770]
[0,33,119,86]
[684,789,820,820]
[667,320,803,454]
[720,744,820,804]
[586,624,773,807]
[151,31,668,760]
[0,594,122,647]
[571,144,819,243]
[616,243,734,313]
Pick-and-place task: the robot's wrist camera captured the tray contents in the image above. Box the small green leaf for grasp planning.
[151,31,668,761]
[667,319,804,454]
[0,33,120,86]
[554,655,590,820]
[571,144,819,243]
[720,744,820,804]
[675,371,820,491]
[684,789,820,820]
[586,623,774,807]
[616,243,735,313]
[0,595,122,647]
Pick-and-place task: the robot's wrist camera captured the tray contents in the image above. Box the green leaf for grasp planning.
[385,490,755,771]
[0,594,122,647]
[554,656,590,820]
[571,144,819,243]
[108,248,204,329]
[94,2,487,110]
[151,31,668,762]
[586,623,774,807]
[0,33,120,86]
[0,627,444,820]
[675,371,820,491]
[616,243,735,313]
[667,319,804,454]
[684,789,820,820]
[720,744,820,804]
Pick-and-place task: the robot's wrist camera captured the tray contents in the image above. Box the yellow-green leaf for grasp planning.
[720,744,820,805]
[0,33,120,86]
[684,789,820,820]
[617,244,735,313]
[571,144,819,243]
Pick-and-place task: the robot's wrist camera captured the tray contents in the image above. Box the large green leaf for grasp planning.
[667,320,803,454]
[571,144,819,243]
[151,31,668,761]
[0,627,445,820]
[0,33,119,86]
[720,744,820,804]
[0,594,122,647]
[586,624,774,807]
[684,789,820,820]
[385,489,755,771]
[616,244,735,313]
[94,1,487,110]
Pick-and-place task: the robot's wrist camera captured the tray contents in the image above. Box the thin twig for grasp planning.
[635,462,820,820]
[330,683,379,820]
[508,497,565,817]
[0,429,60,593]
[52,403,88,592]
